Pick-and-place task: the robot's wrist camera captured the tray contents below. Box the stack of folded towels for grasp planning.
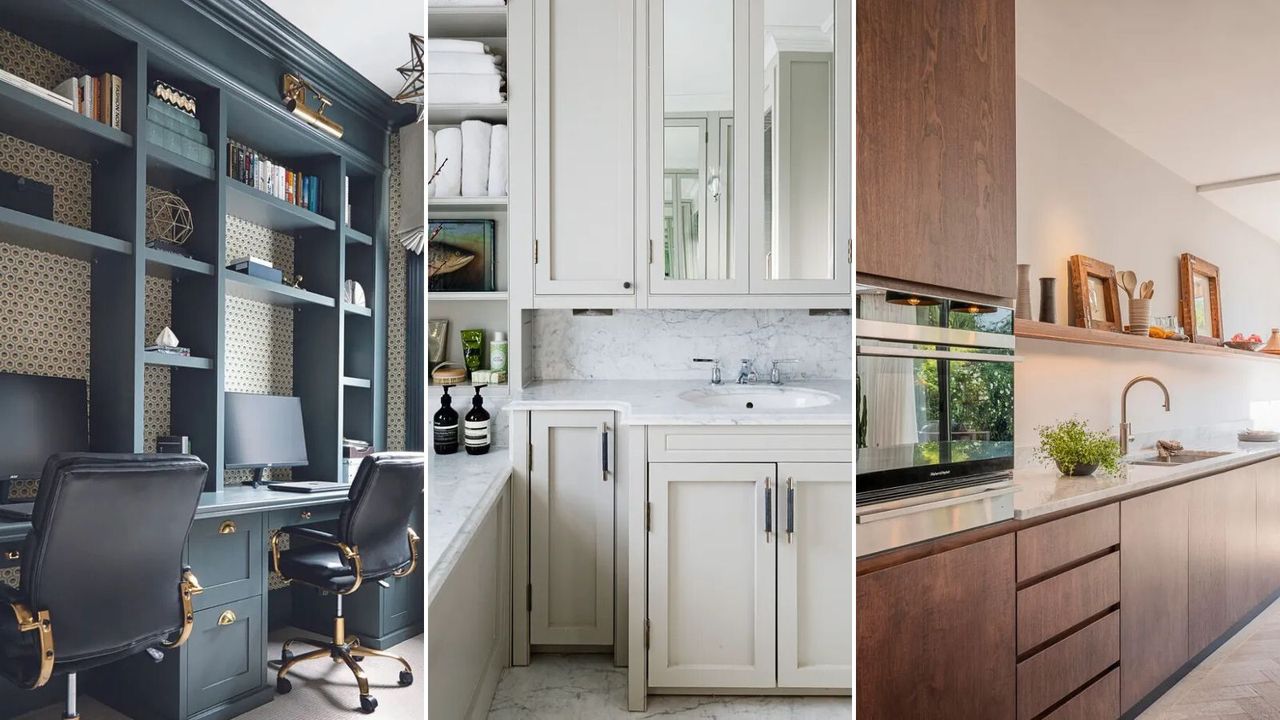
[428,120,508,198]
[428,38,505,105]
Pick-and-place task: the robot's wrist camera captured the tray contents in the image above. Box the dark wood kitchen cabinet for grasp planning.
[1121,483,1189,712]
[1254,459,1280,605]
[1188,465,1258,656]
[856,0,1017,300]
[857,534,1015,719]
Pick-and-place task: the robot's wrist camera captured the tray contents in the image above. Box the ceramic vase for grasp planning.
[1128,298,1151,335]
[1038,278,1057,323]
[1264,329,1280,355]
[1057,462,1098,477]
[1016,264,1032,320]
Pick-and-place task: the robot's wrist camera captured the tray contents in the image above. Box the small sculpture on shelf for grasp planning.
[145,326,191,357]
[145,188,193,256]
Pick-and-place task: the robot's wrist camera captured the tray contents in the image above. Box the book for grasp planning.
[0,68,74,110]
[110,74,121,129]
[53,77,78,112]
[225,140,323,212]
[80,75,92,120]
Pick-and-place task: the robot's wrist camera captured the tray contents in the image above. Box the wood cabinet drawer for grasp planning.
[1017,611,1119,720]
[1017,505,1118,582]
[267,503,343,531]
[1017,552,1118,654]
[186,596,265,715]
[188,514,265,611]
[1044,667,1120,720]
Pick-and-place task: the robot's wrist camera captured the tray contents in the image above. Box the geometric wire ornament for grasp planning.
[145,187,194,245]
[393,33,423,111]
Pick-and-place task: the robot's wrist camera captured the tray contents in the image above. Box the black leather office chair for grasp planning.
[270,452,423,714]
[0,453,207,719]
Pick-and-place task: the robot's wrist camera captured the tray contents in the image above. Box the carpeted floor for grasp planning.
[12,627,423,720]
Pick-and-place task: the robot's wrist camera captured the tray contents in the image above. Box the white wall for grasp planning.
[1015,79,1280,447]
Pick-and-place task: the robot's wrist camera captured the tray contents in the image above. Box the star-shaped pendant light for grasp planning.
[394,33,424,114]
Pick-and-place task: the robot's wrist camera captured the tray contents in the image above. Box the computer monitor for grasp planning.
[0,372,88,484]
[224,392,308,487]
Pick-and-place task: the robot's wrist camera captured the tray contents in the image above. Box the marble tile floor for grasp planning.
[1140,596,1280,719]
[487,653,852,719]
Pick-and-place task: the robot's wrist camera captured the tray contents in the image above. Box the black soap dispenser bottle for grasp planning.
[464,385,491,455]
[433,385,459,455]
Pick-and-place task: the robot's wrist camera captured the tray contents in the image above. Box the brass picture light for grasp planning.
[282,73,343,139]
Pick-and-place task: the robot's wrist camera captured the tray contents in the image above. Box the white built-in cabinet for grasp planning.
[647,460,853,690]
[529,410,616,645]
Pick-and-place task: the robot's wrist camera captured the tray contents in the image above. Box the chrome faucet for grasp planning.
[769,359,797,385]
[1120,375,1171,455]
[692,358,721,385]
[736,359,757,385]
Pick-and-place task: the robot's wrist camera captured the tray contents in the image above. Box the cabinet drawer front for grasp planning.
[647,426,852,462]
[267,503,343,532]
[1017,611,1119,720]
[1017,552,1118,654]
[187,597,265,715]
[189,514,265,610]
[1017,505,1118,582]
[1044,667,1119,720]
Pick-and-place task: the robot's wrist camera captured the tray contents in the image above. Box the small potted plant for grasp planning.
[1034,418,1124,477]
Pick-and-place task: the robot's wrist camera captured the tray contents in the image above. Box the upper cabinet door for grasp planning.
[749,0,851,295]
[856,0,1016,300]
[534,0,636,297]
[648,0,750,295]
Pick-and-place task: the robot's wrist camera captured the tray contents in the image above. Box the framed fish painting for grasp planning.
[428,220,496,292]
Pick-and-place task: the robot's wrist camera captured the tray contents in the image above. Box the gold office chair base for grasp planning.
[275,615,413,714]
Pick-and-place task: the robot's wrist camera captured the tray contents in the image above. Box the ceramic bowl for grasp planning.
[1225,340,1263,351]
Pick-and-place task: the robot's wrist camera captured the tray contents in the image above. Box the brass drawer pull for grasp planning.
[219,520,237,535]
[3,550,18,561]
[217,610,237,626]
[300,510,312,520]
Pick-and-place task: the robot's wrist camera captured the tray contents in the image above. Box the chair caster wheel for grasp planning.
[353,655,364,662]
[399,670,413,686]
[360,695,378,713]
[281,649,294,663]
[276,677,292,695]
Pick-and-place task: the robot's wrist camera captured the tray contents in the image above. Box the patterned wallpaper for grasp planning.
[387,131,408,451]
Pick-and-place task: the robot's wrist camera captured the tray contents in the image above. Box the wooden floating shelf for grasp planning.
[428,5,508,37]
[1015,319,1280,363]
[226,180,337,233]
[428,103,508,124]
[344,227,373,246]
[0,80,132,161]
[343,302,372,317]
[0,205,130,260]
[342,376,372,389]
[428,291,509,302]
[429,197,509,212]
[143,248,216,278]
[143,351,213,370]
[223,271,336,307]
[145,143,215,185]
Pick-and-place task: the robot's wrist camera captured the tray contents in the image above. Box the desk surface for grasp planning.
[0,483,352,543]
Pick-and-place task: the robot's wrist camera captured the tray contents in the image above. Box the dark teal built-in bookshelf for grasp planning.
[0,0,412,490]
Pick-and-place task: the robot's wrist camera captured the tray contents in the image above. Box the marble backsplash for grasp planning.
[530,309,852,381]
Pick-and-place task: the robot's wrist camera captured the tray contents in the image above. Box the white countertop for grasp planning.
[1013,437,1280,519]
[507,379,854,425]
[427,451,512,603]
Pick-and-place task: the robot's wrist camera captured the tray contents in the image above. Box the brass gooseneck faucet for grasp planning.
[1120,375,1171,455]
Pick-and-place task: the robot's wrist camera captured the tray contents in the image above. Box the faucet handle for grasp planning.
[693,358,722,385]
[770,359,797,367]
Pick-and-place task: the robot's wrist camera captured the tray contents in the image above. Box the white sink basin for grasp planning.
[678,385,840,410]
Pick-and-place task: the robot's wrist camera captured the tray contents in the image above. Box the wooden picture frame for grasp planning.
[1179,253,1223,345]
[1067,255,1122,331]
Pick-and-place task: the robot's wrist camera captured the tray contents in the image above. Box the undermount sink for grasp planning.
[1128,450,1233,466]
[678,385,839,410]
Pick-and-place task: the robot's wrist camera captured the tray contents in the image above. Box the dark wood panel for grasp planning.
[1017,504,1118,582]
[1189,465,1258,655]
[1121,484,1189,712]
[1045,668,1119,720]
[1016,611,1118,720]
[1016,552,1118,654]
[1255,458,1280,606]
[856,0,1016,300]
[857,534,1015,719]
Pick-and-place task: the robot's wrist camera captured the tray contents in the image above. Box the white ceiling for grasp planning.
[1017,0,1280,241]
[262,0,424,97]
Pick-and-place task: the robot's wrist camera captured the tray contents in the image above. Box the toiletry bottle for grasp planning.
[433,386,459,455]
[490,331,508,373]
[465,386,491,455]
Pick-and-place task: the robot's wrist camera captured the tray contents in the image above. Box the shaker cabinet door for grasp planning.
[648,462,777,688]
[533,0,636,297]
[530,410,615,645]
[777,462,852,689]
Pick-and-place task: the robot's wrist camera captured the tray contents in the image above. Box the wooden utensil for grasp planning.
[1140,280,1153,299]
[1118,271,1137,300]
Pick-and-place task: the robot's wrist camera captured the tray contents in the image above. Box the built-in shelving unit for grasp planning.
[143,351,213,370]
[226,180,337,232]
[427,103,508,124]
[224,271,336,307]
[430,196,509,210]
[1015,319,1278,363]
[427,5,508,37]
[0,205,131,259]
[0,77,132,159]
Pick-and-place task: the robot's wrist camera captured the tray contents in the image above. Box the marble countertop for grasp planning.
[506,379,854,425]
[427,451,512,604]
[1014,437,1280,520]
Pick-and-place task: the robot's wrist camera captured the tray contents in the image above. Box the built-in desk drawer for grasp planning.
[267,503,344,533]
[1017,505,1118,582]
[0,541,21,590]
[1017,552,1119,654]
[186,596,266,715]
[1017,611,1119,720]
[189,514,265,611]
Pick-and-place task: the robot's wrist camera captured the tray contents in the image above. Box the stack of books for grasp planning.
[52,73,123,129]
[0,67,74,111]
[146,95,214,169]
[227,141,322,214]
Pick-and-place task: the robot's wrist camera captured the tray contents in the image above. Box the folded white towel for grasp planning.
[426,129,436,198]
[428,51,502,75]
[428,74,503,104]
[429,0,504,6]
[488,124,508,197]
[461,120,492,197]
[434,127,463,197]
[428,39,489,54]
